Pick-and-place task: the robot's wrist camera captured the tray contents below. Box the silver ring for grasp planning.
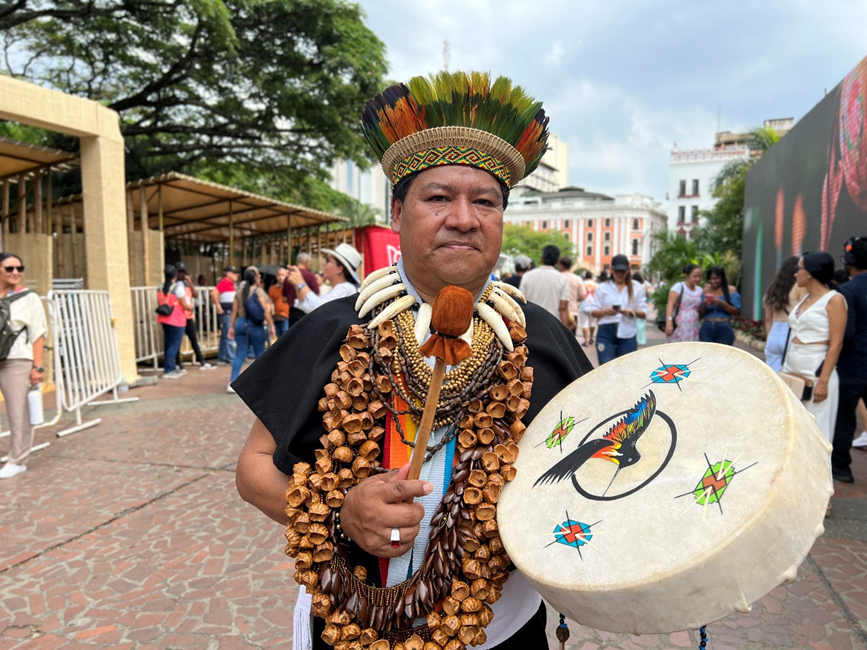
[390,527,400,548]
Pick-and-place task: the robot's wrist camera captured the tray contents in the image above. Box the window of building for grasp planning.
[632,239,639,256]
[604,232,610,242]
[603,245,610,256]
[691,206,699,223]
[632,218,640,231]
[678,206,685,222]
[541,220,548,229]
[564,220,570,229]
[586,245,593,257]
[604,218,611,227]
[587,219,594,228]
[692,179,699,196]
[679,180,686,196]
[587,232,593,242]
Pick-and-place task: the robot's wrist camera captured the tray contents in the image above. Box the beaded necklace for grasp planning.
[284,294,533,650]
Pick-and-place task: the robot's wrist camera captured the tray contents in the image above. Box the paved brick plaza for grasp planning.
[1,330,866,649]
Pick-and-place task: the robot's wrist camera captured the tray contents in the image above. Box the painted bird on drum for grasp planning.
[534,391,658,496]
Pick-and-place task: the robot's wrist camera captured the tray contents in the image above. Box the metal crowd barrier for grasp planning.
[46,290,138,437]
[130,285,220,369]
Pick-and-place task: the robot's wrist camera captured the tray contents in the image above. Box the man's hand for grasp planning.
[339,463,433,558]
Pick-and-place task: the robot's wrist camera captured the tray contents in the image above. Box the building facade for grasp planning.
[330,159,392,223]
[505,188,668,273]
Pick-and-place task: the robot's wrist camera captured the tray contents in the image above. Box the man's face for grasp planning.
[391,165,504,301]
[227,271,239,283]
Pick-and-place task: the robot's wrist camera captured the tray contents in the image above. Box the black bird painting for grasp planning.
[534,391,658,495]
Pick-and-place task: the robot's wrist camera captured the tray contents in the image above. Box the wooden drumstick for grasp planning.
[406,286,475,486]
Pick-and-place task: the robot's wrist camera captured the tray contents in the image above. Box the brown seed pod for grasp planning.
[509,323,527,341]
[474,544,491,562]
[506,349,526,367]
[488,473,505,488]
[312,592,332,617]
[322,624,341,646]
[478,604,494,627]
[347,431,368,447]
[460,596,482,613]
[346,377,365,397]
[352,565,367,581]
[482,483,501,504]
[369,641,390,650]
[327,430,346,448]
[320,473,338,492]
[339,345,356,363]
[493,443,514,464]
[325,383,341,398]
[290,473,308,488]
[459,413,475,428]
[368,400,387,419]
[293,462,313,476]
[347,334,368,350]
[380,333,399,350]
[489,536,505,555]
[470,579,489,601]
[477,428,495,445]
[468,470,487,488]
[362,376,374,393]
[347,359,366,378]
[500,464,517,482]
[337,468,355,488]
[375,375,392,394]
[462,487,483,506]
[462,533,480,553]
[432,628,451,647]
[442,595,461,616]
[359,412,374,430]
[299,570,319,589]
[458,429,477,448]
[467,400,484,414]
[509,420,526,442]
[520,365,534,382]
[308,523,329,545]
[522,382,532,399]
[481,452,500,473]
[442,615,460,637]
[451,580,470,601]
[485,585,503,603]
[358,440,380,461]
[463,559,482,581]
[458,625,477,646]
[287,486,311,508]
[292,512,310,535]
[335,391,353,409]
[377,320,396,337]
[514,398,530,419]
[352,395,369,412]
[359,628,378,645]
[295,551,313,570]
[405,634,424,650]
[486,402,506,419]
[482,519,499,538]
[340,623,361,641]
[476,503,496,521]
[444,640,464,650]
[489,384,509,401]
[474,413,493,429]
[309,501,331,522]
[315,455,333,475]
[487,555,505,570]
[341,414,362,434]
[332,446,353,464]
[473,627,487,646]
[506,378,524,397]
[325,490,344,508]
[504,395,522,414]
[497,361,518,381]
[312,541,334,563]
[427,611,443,630]
[307,473,324,492]
[368,426,386,442]
[318,397,330,412]
[352,457,372,478]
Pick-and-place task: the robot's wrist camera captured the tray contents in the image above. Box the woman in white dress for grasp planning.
[781,252,847,442]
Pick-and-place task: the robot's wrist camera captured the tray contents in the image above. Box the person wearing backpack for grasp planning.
[0,253,47,480]
[227,267,274,391]
[156,264,191,379]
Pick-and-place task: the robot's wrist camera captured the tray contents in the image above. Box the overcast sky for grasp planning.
[358,0,867,202]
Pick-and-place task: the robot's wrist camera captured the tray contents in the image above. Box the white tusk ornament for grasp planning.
[367,295,417,330]
[414,303,432,346]
[475,302,513,352]
[358,283,407,318]
[492,281,527,303]
[355,272,401,310]
[358,265,397,293]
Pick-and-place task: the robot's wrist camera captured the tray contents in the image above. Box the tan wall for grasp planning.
[53,231,88,280]
[5,232,52,296]
[178,254,218,285]
[132,229,164,287]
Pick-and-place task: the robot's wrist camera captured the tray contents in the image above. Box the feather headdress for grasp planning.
[361,71,550,188]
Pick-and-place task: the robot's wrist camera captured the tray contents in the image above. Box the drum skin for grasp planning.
[498,343,832,634]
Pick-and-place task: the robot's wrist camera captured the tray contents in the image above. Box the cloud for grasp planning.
[544,42,566,67]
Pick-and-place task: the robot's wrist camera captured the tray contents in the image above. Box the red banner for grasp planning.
[356,225,401,276]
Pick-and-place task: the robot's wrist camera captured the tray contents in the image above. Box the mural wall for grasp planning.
[742,55,867,319]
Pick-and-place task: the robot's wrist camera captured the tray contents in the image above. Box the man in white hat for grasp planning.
[286,242,361,313]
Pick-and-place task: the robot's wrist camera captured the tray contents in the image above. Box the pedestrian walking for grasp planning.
[762,256,805,371]
[579,270,597,347]
[502,254,532,288]
[211,265,238,365]
[559,255,586,335]
[698,266,741,345]
[0,253,47,479]
[227,267,275,390]
[157,264,190,379]
[664,264,703,343]
[282,252,320,326]
[832,237,867,483]
[519,245,571,328]
[175,268,213,369]
[590,254,647,364]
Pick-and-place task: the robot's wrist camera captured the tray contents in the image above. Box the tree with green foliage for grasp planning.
[501,223,575,265]
[0,0,387,209]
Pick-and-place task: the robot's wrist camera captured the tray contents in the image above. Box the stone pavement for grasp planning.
[1,330,866,650]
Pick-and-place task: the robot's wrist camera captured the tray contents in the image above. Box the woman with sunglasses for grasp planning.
[0,253,47,479]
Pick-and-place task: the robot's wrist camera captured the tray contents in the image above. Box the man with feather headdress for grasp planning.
[234,72,592,650]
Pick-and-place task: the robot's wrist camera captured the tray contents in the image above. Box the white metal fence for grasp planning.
[131,285,221,369]
[47,290,138,436]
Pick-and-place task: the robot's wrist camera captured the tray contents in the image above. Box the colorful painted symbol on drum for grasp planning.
[535,391,678,502]
[545,510,602,559]
[675,452,758,516]
[535,412,588,453]
[643,358,700,391]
